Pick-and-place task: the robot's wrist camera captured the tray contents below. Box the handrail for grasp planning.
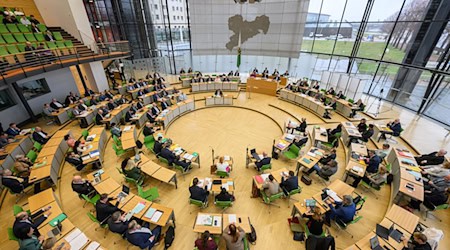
[0,41,131,83]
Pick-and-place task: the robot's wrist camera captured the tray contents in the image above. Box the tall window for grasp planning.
[0,88,15,111]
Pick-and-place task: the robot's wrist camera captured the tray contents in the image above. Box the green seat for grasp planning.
[3,34,17,44]
[17,43,26,52]
[81,129,89,139]
[55,41,66,48]
[17,24,30,33]
[137,185,160,202]
[0,24,8,33]
[261,191,284,213]
[158,156,169,165]
[35,33,45,42]
[424,202,449,221]
[87,212,108,238]
[143,135,155,151]
[216,170,229,178]
[283,144,300,160]
[286,186,302,207]
[214,200,233,212]
[321,132,341,150]
[0,45,8,56]
[304,223,326,238]
[64,40,74,48]
[37,24,47,32]
[46,41,57,49]
[124,175,143,187]
[189,198,208,214]
[24,33,37,42]
[243,236,250,250]
[13,204,31,216]
[335,215,363,238]
[259,163,272,173]
[13,33,26,43]
[174,163,190,180]
[67,111,74,119]
[53,32,63,41]
[7,228,18,242]
[6,24,19,33]
[0,35,5,44]
[112,143,126,157]
[26,150,38,163]
[85,99,91,106]
[112,135,122,146]
[81,193,100,208]
[33,141,43,152]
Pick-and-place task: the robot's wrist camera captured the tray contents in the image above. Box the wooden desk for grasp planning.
[144,203,175,227]
[193,213,223,235]
[140,159,162,176]
[93,177,120,195]
[28,188,55,213]
[29,165,52,183]
[37,201,63,229]
[344,159,367,180]
[400,167,423,186]
[385,205,419,234]
[121,125,136,150]
[399,178,424,202]
[38,146,60,158]
[291,201,327,216]
[378,218,411,250]
[356,232,392,250]
[109,189,135,209]
[373,124,393,142]
[312,127,328,147]
[40,219,75,240]
[350,143,368,157]
[296,147,324,175]
[327,179,355,198]
[151,167,178,188]
[247,77,278,96]
[120,195,152,220]
[222,214,251,233]
[210,178,235,194]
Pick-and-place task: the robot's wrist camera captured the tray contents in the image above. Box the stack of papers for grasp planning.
[183,153,194,160]
[307,152,316,157]
[224,155,231,161]
[151,211,163,222]
[89,150,100,158]
[351,166,364,175]
[228,214,237,224]
[285,134,295,141]
[260,173,270,181]
[326,190,342,203]
[144,208,156,219]
[221,183,229,191]
[65,228,89,250]
[196,214,213,226]
[123,126,132,132]
[81,155,91,162]
[131,202,147,214]
[85,241,100,250]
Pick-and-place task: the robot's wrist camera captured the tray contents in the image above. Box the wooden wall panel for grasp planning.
[1,0,44,23]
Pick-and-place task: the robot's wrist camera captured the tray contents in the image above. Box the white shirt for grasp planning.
[53,101,63,108]
[216,162,230,172]
[37,131,47,139]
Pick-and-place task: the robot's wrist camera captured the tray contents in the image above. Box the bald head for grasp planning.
[72,175,82,183]
[145,122,151,128]
[35,127,42,132]
[438,149,447,156]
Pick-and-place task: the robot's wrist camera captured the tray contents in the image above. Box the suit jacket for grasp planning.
[2,176,25,193]
[95,113,104,125]
[388,123,402,136]
[6,127,20,136]
[189,185,208,201]
[125,111,133,123]
[215,192,234,201]
[306,234,335,250]
[146,112,155,123]
[107,218,129,235]
[416,152,445,166]
[330,203,356,223]
[143,126,154,137]
[161,102,168,110]
[151,106,160,116]
[71,181,93,195]
[107,103,116,110]
[153,141,162,154]
[50,101,63,109]
[160,148,176,165]
[256,157,271,169]
[32,131,48,144]
[95,201,119,224]
[366,155,381,173]
[281,176,298,192]
[78,104,87,111]
[126,230,154,249]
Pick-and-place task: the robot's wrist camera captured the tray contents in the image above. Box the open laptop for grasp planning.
[47,220,62,237]
[376,224,403,242]
[369,236,384,250]
[250,149,261,161]
[388,225,403,242]
[117,185,130,200]
[92,171,103,185]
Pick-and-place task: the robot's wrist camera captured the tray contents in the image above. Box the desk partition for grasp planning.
[191,82,239,93]
[279,89,332,118]
[156,100,195,129]
[205,96,233,106]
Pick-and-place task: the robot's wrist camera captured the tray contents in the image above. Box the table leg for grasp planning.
[173,175,178,189]
[295,162,301,176]
[171,210,176,228]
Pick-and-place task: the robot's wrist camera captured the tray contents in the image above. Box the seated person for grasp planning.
[107,99,116,110]
[216,156,231,173]
[296,118,307,133]
[42,104,56,117]
[195,230,218,250]
[160,99,169,110]
[319,148,337,165]
[13,206,51,239]
[77,100,88,111]
[153,136,163,155]
[360,124,374,142]
[160,143,191,170]
[261,174,281,196]
[49,98,64,109]
[253,152,271,171]
[280,171,298,195]
[303,206,325,236]
[357,118,367,133]
[124,109,134,123]
[401,232,432,250]
[13,154,32,177]
[121,157,142,182]
[1,169,40,194]
[95,109,105,125]
[409,187,449,212]
[326,87,335,95]
[327,124,342,141]
[189,177,209,202]
[108,211,130,236]
[32,127,49,144]
[325,195,356,226]
[351,165,387,188]
[293,133,308,148]
[214,89,223,97]
[71,175,94,195]
[283,70,289,76]
[126,220,162,249]
[95,193,119,224]
[305,160,338,180]
[6,123,21,137]
[335,91,344,99]
[327,99,337,110]
[425,174,450,192]
[143,122,154,137]
[384,119,402,137]
[66,152,86,171]
[110,123,122,138]
[222,224,245,250]
[73,140,88,155]
[354,99,365,111]
[415,149,447,166]
[375,143,390,159]
[215,187,235,202]
[18,225,45,250]
[64,134,77,149]
[151,103,160,116]
[250,71,257,77]
[421,162,450,178]
[0,132,13,148]
[146,109,157,123]
[365,150,381,174]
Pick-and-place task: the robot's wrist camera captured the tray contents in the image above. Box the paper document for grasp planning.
[228,214,237,224]
[352,166,364,174]
[85,241,100,250]
[132,202,146,214]
[123,126,132,132]
[89,150,100,158]
[227,181,234,187]
[144,208,156,219]
[221,183,229,191]
[81,155,91,161]
[260,173,270,181]
[65,228,82,242]
[151,211,163,222]
[307,152,316,157]
[196,214,213,226]
[224,155,231,161]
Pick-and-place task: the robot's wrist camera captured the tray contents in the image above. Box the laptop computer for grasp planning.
[250,149,261,161]
[47,220,62,238]
[388,225,403,242]
[370,236,384,250]
[92,171,102,185]
[376,224,390,240]
[117,185,130,199]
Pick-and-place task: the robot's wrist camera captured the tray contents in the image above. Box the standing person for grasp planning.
[222,224,245,250]
[194,231,218,250]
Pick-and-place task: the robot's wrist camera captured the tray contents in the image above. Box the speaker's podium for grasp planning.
[247,77,279,96]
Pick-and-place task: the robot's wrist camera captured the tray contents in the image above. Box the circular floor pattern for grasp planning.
[165,106,282,166]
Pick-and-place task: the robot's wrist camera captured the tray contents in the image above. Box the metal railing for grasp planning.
[0,41,131,83]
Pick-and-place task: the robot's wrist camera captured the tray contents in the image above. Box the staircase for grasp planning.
[47,27,95,57]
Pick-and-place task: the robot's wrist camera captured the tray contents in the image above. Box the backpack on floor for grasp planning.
[247,223,257,244]
[164,225,175,249]
[301,175,312,185]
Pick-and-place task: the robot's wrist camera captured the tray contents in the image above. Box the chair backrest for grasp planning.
[46,41,57,49]
[215,200,232,208]
[17,43,26,52]
[290,144,300,156]
[216,170,229,178]
[137,184,144,197]
[37,24,47,32]
[270,192,285,202]
[144,135,154,144]
[33,141,43,151]
[190,198,204,206]
[64,40,73,48]
[3,34,17,44]
[158,156,169,165]
[26,150,38,163]
[81,129,89,139]
[87,212,99,224]
[289,186,302,196]
[349,215,363,225]
[53,32,63,41]
[17,24,29,33]
[13,204,24,216]
[34,33,44,42]
[260,163,272,172]
[13,33,26,43]
[6,24,19,33]
[7,227,18,241]
[116,167,124,175]
[55,41,65,48]
[23,33,36,42]
[0,24,9,33]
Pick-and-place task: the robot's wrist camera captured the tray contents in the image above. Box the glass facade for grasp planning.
[83,0,450,126]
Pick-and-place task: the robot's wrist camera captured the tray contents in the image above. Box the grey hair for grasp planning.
[343,195,353,206]
[15,154,24,160]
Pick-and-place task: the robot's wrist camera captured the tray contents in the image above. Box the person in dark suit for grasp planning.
[319,148,337,165]
[71,175,94,195]
[85,88,95,97]
[107,211,129,236]
[6,123,21,137]
[415,150,447,166]
[361,124,374,142]
[255,152,271,171]
[95,193,119,224]
[325,195,356,226]
[365,150,381,174]
[77,100,88,111]
[32,127,49,144]
[295,118,307,133]
[66,152,86,171]
[151,103,160,116]
[13,206,51,239]
[125,110,134,123]
[126,220,162,249]
[160,143,190,170]
[190,177,209,202]
[234,70,239,76]
[44,30,55,41]
[215,187,234,202]
[386,119,402,136]
[357,118,367,133]
[280,171,298,195]
[146,109,156,123]
[96,110,105,125]
[161,99,169,110]
[143,122,154,137]
[214,89,223,97]
[107,100,116,110]
[49,98,64,109]
[153,137,163,155]
[1,169,40,194]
